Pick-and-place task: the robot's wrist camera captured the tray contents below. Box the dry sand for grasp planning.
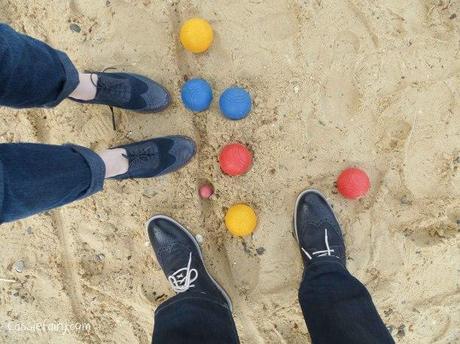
[0,0,459,343]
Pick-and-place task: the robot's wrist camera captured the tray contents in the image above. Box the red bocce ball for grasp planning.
[337,168,370,199]
[219,143,253,176]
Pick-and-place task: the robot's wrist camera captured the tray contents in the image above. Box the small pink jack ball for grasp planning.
[199,183,214,199]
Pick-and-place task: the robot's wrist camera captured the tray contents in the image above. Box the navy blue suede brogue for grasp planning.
[294,189,346,268]
[70,72,170,113]
[147,215,232,311]
[112,136,196,180]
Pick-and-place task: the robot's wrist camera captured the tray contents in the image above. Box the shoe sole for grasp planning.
[145,215,233,312]
[293,189,343,245]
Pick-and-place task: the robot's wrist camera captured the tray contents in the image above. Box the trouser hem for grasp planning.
[43,50,79,107]
[66,144,105,199]
[155,293,231,316]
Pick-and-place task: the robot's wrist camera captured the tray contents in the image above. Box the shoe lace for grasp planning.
[91,73,128,98]
[89,73,98,88]
[167,253,198,293]
[122,148,157,169]
[88,70,118,131]
[89,71,129,132]
[301,228,336,260]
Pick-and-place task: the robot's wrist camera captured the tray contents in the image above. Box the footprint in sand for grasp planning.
[401,215,458,247]
[376,118,412,154]
[319,30,362,122]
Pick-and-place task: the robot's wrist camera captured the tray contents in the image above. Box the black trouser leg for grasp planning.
[299,257,394,344]
[153,292,239,344]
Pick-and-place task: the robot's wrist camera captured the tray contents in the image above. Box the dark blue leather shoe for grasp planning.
[147,215,232,311]
[294,189,346,267]
[113,136,196,180]
[70,72,171,113]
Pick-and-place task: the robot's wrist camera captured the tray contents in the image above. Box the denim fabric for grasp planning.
[299,257,394,344]
[153,292,239,344]
[0,24,79,108]
[153,257,394,344]
[0,143,105,223]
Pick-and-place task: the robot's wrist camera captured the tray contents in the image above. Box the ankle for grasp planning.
[69,73,98,101]
[98,148,129,178]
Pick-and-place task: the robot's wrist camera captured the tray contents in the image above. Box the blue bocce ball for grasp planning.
[219,87,252,120]
[181,78,213,112]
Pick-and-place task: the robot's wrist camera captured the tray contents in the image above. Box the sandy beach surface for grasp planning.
[0,0,459,343]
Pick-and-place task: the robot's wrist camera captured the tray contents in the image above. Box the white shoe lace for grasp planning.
[301,228,337,260]
[167,253,198,293]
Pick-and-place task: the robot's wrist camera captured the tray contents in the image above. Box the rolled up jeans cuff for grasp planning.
[66,144,106,199]
[43,50,80,107]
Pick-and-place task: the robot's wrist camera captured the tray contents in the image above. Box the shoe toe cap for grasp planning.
[297,190,331,219]
[171,136,196,161]
[147,216,199,259]
[132,74,171,112]
[161,136,196,174]
[148,217,178,246]
[296,190,342,238]
[144,84,171,112]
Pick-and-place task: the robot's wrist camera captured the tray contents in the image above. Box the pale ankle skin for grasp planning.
[69,73,98,101]
[98,148,129,178]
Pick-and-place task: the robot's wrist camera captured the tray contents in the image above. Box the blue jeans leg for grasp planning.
[299,257,395,344]
[0,24,79,108]
[0,143,105,223]
[152,292,239,344]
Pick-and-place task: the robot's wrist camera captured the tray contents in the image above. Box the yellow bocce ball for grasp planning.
[225,204,257,237]
[180,18,214,53]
